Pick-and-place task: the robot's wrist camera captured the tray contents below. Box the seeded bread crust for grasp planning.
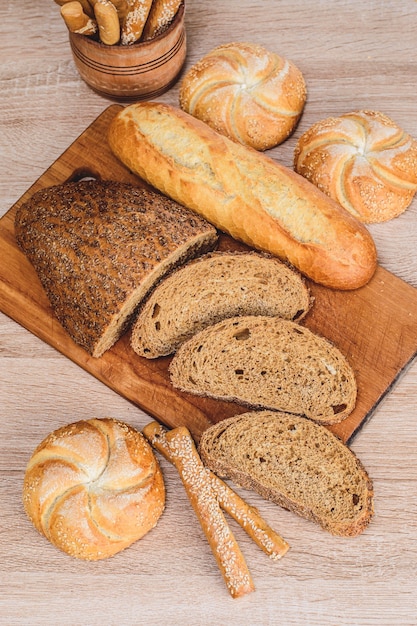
[14,180,218,357]
[179,42,307,151]
[23,418,166,560]
[199,411,374,537]
[132,251,312,358]
[294,110,417,223]
[169,315,357,425]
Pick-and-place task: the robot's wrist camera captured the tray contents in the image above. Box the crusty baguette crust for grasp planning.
[169,315,357,425]
[23,418,165,560]
[294,110,417,223]
[108,102,377,290]
[199,412,374,537]
[14,180,218,357]
[179,42,306,151]
[131,251,312,358]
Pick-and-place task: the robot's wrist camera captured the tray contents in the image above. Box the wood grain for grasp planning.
[1,1,417,624]
[1,105,417,443]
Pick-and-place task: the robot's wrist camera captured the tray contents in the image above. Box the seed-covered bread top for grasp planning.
[179,42,307,151]
[169,315,357,425]
[132,251,312,358]
[14,179,218,357]
[23,418,166,560]
[199,411,374,537]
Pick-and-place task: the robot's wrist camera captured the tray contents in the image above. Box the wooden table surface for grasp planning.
[1,1,417,624]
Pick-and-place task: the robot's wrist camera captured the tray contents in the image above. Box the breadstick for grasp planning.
[143,421,289,561]
[213,480,290,561]
[55,0,95,19]
[121,0,153,45]
[162,425,254,598]
[60,1,97,35]
[94,0,120,44]
[142,0,182,41]
[111,0,130,22]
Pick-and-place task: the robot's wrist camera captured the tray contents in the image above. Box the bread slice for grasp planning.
[14,180,218,357]
[169,315,357,425]
[199,411,374,537]
[131,251,311,358]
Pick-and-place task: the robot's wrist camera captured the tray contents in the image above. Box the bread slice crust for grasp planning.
[132,251,312,358]
[14,180,218,357]
[169,315,357,425]
[199,411,374,537]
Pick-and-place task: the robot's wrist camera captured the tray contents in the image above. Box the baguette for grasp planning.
[108,102,377,290]
[160,425,255,598]
[199,411,374,537]
[169,315,357,425]
[132,251,312,358]
[143,421,289,560]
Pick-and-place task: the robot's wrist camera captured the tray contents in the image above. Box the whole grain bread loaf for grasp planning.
[169,315,357,425]
[199,411,374,537]
[132,251,311,358]
[14,180,218,357]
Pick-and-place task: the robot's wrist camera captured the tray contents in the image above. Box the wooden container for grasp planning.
[69,3,186,101]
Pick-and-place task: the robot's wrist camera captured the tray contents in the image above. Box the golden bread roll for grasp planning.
[179,42,307,151]
[23,418,165,560]
[294,110,417,223]
[108,102,377,290]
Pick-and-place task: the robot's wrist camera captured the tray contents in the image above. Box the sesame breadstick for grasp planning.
[143,422,289,561]
[141,0,182,40]
[60,1,97,35]
[121,0,153,45]
[161,425,255,598]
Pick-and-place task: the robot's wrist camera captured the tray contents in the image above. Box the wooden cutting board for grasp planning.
[1,104,417,443]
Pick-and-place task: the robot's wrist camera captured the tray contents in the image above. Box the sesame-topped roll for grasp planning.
[294,110,417,223]
[179,42,307,151]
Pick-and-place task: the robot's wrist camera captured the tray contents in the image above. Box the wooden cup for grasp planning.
[69,3,186,101]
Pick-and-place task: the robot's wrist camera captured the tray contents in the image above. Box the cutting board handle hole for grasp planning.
[66,168,101,184]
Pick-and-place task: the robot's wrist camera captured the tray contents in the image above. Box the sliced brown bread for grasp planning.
[169,315,357,425]
[131,251,312,358]
[199,411,374,537]
[14,180,218,357]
